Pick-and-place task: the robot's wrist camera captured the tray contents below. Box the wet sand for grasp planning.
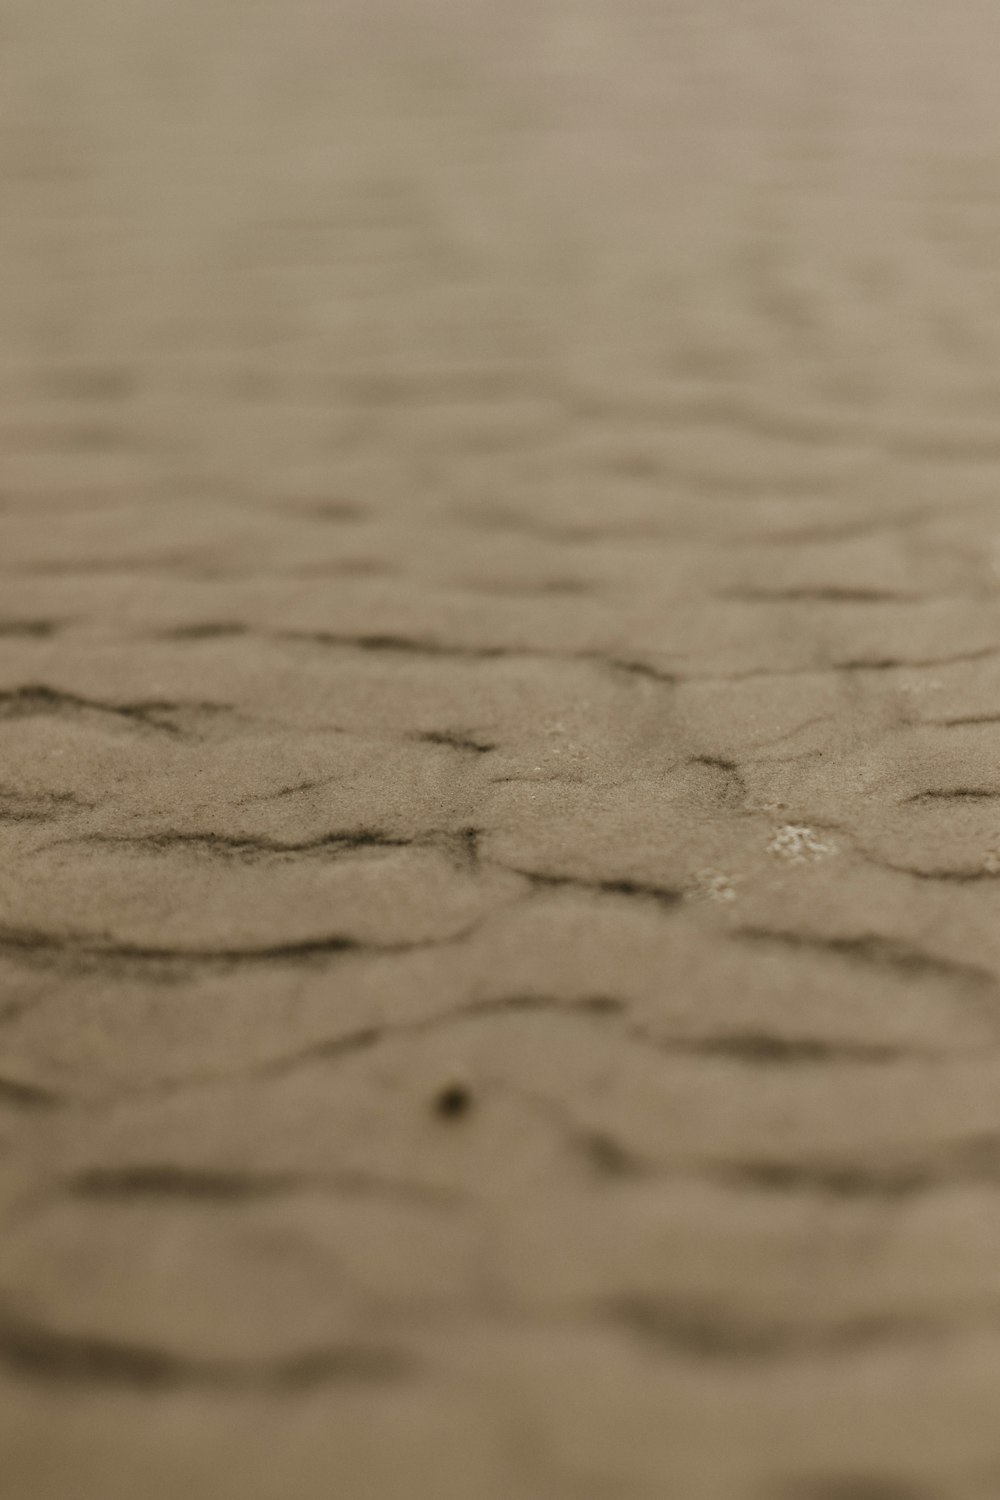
[3,3,1000,1496]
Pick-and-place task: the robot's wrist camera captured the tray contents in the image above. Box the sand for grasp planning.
[3,2,1000,1496]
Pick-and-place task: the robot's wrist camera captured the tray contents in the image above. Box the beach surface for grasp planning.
[3,3,1000,1496]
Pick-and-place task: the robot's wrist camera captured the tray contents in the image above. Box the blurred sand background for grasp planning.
[3,2,1000,1496]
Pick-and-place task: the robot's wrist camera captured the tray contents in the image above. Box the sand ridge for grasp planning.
[3,2,1000,1496]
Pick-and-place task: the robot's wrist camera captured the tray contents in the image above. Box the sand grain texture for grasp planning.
[3,2,1000,1497]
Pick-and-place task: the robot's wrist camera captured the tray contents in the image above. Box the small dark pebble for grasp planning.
[433,1083,473,1120]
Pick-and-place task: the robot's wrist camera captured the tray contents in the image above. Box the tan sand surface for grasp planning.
[3,2,1000,1496]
